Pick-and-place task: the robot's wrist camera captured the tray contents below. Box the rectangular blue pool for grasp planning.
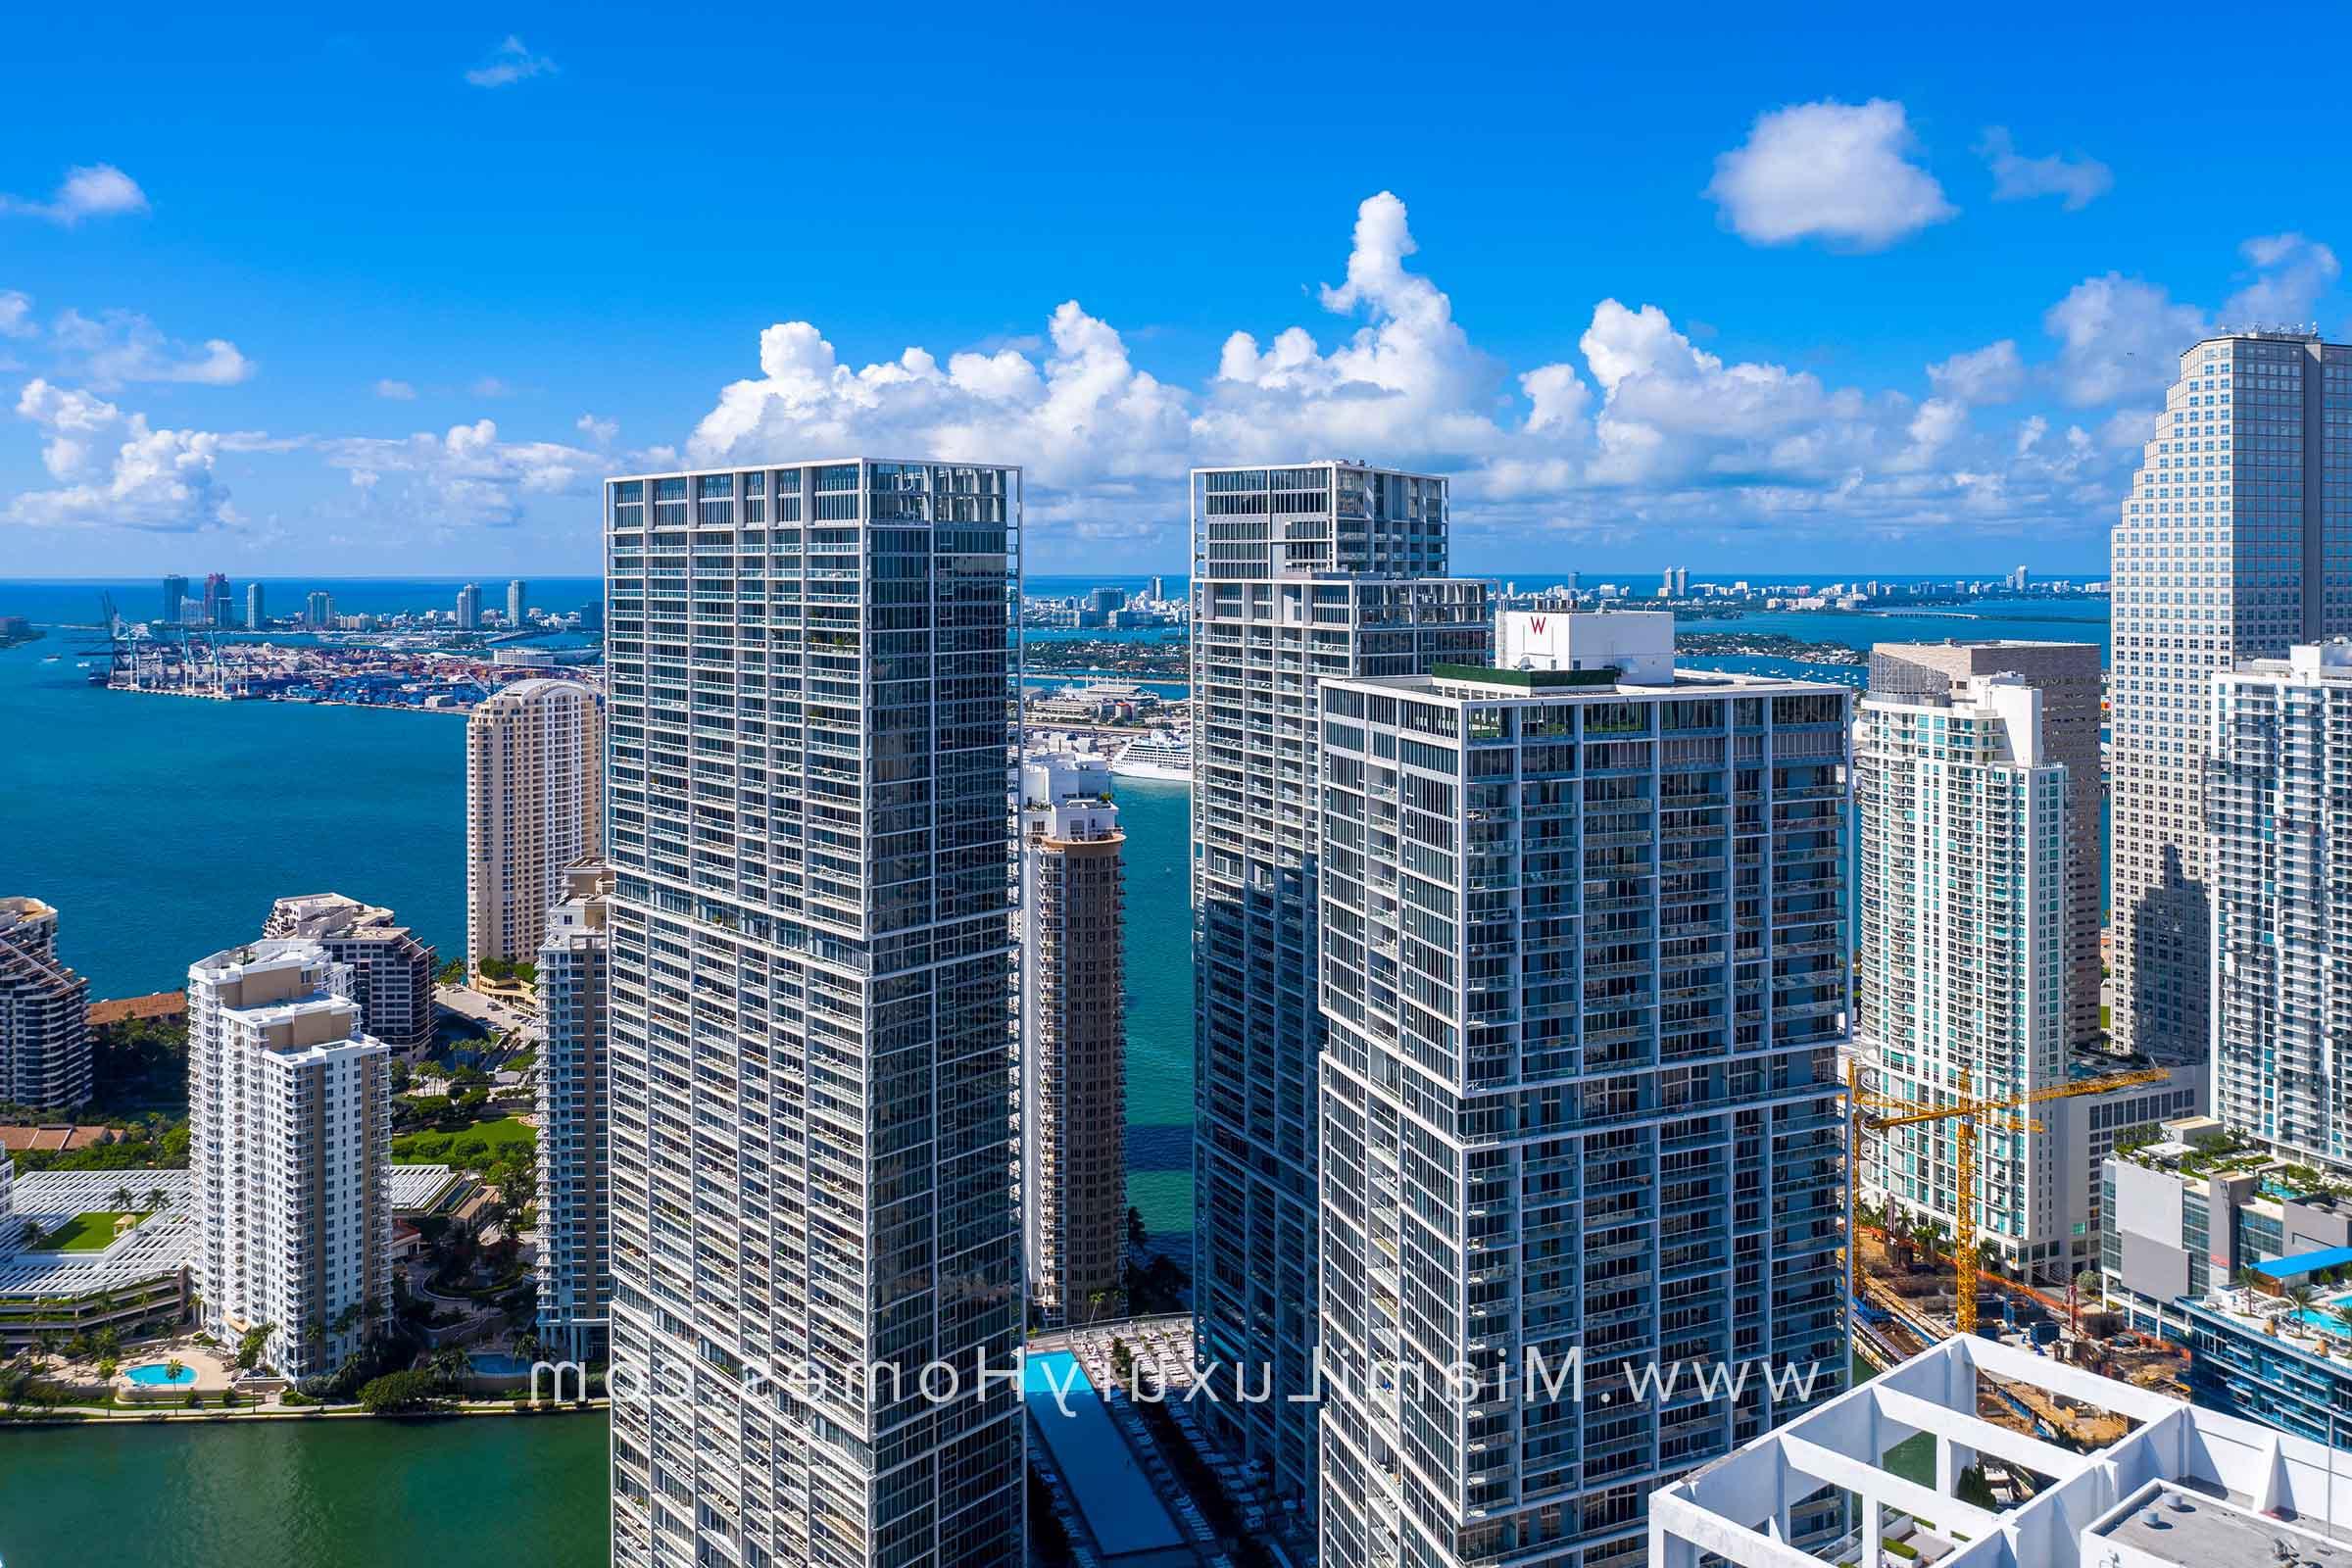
[1022,1350,1187,1560]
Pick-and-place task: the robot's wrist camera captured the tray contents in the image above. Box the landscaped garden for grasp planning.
[392,1115,535,1167]
[30,1210,136,1251]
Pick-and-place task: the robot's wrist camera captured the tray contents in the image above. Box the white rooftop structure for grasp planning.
[387,1163,464,1213]
[0,1171,197,1299]
[1495,607,1676,683]
[1650,1336,2352,1568]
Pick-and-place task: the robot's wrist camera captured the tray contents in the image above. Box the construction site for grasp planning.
[1844,1055,2196,1489]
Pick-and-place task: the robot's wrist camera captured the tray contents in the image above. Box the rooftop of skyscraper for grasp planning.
[1649,1336,2352,1568]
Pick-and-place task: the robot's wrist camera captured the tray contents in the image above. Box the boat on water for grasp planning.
[1109,727,1191,782]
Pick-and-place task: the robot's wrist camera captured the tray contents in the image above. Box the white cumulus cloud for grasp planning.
[21,190,2319,559]
[52,309,254,388]
[2040,275,2208,407]
[320,418,598,527]
[1978,127,2112,210]
[1704,100,1956,250]
[374,378,416,400]
[684,188,2144,552]
[2223,232,2340,327]
[0,164,150,225]
[1927,340,2027,405]
[8,377,232,530]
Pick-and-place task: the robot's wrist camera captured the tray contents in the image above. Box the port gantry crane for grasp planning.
[1845,1058,2171,1336]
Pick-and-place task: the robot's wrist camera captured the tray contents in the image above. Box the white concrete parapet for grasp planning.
[1648,1335,2352,1567]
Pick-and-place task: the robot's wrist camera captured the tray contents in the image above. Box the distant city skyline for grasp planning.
[6,14,2350,576]
[0,563,2120,590]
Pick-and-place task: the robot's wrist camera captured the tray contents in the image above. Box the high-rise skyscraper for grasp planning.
[163,573,187,624]
[188,939,391,1380]
[604,461,1025,1568]
[1018,750,1125,1325]
[245,581,265,631]
[1867,642,2104,1050]
[456,582,482,631]
[466,678,601,974]
[1191,460,1492,1507]
[2210,642,2352,1170]
[0,896,91,1112]
[202,572,231,627]
[536,858,612,1361]
[262,893,438,1055]
[1853,671,2076,1280]
[508,578,527,625]
[307,590,334,629]
[2110,331,2352,1059]
[1315,612,1850,1568]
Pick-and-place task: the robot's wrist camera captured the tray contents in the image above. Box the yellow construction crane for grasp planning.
[1846,1058,2171,1335]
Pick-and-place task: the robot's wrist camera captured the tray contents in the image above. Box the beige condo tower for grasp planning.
[466,677,601,978]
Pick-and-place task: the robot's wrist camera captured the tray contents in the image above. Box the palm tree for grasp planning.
[2330,1304,2352,1346]
[109,1185,134,1212]
[146,1187,171,1213]
[430,1346,470,1389]
[165,1357,186,1382]
[2072,1269,2100,1330]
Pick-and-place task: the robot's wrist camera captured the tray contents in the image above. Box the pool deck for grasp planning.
[1024,1351,1191,1563]
[113,1342,235,1402]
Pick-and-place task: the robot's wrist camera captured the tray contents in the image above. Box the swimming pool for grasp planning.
[466,1352,535,1376]
[2286,1289,2352,1336]
[1023,1350,1185,1559]
[125,1362,198,1387]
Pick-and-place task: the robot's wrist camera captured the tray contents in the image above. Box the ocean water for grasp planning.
[0,596,1200,1250]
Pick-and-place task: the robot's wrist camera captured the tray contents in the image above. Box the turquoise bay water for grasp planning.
[0,637,470,1000]
[0,1415,611,1567]
[0,620,1200,1253]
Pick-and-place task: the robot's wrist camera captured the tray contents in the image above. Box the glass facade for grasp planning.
[1190,462,1491,1510]
[2109,332,2352,1059]
[2209,649,2352,1169]
[1314,670,1850,1568]
[604,461,1025,1568]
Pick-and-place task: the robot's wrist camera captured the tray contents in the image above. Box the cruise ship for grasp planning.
[1108,727,1191,782]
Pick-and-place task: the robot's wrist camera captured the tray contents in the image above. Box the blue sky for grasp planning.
[4,4,2348,577]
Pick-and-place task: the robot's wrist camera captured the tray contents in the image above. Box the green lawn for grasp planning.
[393,1115,536,1167]
[39,1211,136,1251]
